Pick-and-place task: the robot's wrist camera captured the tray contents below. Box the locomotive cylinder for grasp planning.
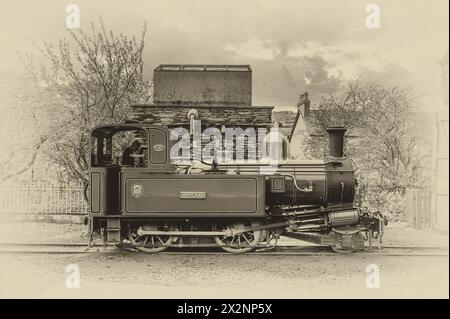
[328,209,359,226]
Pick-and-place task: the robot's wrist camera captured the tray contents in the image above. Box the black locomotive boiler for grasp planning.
[87,124,384,253]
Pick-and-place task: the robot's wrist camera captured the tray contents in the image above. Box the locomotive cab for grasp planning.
[88,124,172,216]
[90,124,171,170]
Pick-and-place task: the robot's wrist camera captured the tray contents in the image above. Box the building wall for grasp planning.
[432,112,449,231]
[154,67,252,106]
[129,104,273,161]
[431,52,449,231]
[129,105,272,128]
[129,64,276,161]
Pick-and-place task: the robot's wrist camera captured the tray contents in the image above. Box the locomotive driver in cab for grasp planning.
[122,140,141,166]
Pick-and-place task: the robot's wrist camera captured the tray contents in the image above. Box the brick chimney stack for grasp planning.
[298,92,310,118]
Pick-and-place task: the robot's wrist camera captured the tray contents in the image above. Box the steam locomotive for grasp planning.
[87,123,385,253]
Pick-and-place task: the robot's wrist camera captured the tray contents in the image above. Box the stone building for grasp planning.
[128,64,275,161]
[432,51,449,230]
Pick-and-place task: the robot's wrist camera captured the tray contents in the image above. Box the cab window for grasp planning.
[90,128,148,167]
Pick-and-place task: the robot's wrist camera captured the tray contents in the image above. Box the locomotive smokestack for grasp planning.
[326,127,346,158]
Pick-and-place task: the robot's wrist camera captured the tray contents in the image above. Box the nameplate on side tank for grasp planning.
[179,191,207,199]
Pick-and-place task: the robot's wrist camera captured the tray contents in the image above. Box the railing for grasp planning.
[0,180,88,215]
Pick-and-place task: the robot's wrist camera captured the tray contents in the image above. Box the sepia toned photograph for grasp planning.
[0,0,448,303]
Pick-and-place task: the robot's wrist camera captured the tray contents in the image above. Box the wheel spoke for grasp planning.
[214,222,262,253]
[242,233,251,245]
[128,227,173,253]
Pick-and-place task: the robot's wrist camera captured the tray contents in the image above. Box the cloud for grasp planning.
[1,0,446,109]
[357,63,414,88]
[302,55,343,95]
[282,65,297,88]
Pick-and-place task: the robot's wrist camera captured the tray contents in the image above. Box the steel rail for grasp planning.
[0,242,447,256]
[0,242,447,250]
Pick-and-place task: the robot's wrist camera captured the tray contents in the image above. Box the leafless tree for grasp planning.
[1,20,151,183]
[303,82,432,219]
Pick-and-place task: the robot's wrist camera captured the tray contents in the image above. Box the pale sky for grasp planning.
[0,0,448,108]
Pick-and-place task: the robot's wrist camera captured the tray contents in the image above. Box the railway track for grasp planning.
[0,242,447,256]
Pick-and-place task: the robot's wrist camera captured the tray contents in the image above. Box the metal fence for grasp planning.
[0,180,88,215]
